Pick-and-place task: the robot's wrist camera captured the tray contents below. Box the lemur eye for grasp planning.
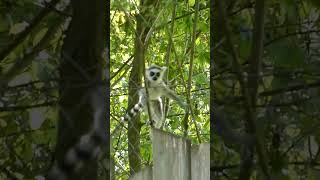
[150,72,154,76]
[156,72,160,77]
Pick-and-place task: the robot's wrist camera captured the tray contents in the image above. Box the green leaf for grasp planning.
[239,37,251,58]
[267,40,305,68]
[307,0,320,8]
[22,142,33,161]
[32,129,55,145]
[194,73,207,85]
[270,172,290,180]
[280,0,297,22]
[0,119,7,127]
[188,0,195,6]
[307,169,320,180]
[0,15,9,32]
[31,60,55,81]
[9,21,29,35]
[271,76,290,89]
[33,28,48,46]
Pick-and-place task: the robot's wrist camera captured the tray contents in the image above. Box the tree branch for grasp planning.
[0,0,61,62]
[183,0,201,143]
[0,165,20,180]
[0,101,55,111]
[0,15,65,95]
[162,0,177,129]
[216,1,270,179]
[110,55,133,80]
[241,0,270,179]
[264,30,320,47]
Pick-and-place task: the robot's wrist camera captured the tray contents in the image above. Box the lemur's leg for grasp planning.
[149,99,164,128]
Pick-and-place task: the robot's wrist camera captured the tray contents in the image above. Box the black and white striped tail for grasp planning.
[47,130,105,180]
[122,102,144,122]
[47,86,107,180]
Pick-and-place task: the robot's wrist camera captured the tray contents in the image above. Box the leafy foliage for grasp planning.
[213,1,320,179]
[111,0,209,179]
[0,0,99,179]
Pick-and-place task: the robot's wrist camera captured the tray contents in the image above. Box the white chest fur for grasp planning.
[148,87,164,100]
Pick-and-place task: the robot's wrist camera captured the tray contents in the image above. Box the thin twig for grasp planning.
[0,101,55,111]
[110,55,134,80]
[0,13,65,95]
[264,30,320,46]
[155,5,209,30]
[183,0,201,143]
[0,0,61,61]
[0,165,20,180]
[111,65,132,88]
[243,0,270,178]
[216,1,270,179]
[162,0,177,129]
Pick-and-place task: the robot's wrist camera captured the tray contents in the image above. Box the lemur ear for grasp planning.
[162,66,167,72]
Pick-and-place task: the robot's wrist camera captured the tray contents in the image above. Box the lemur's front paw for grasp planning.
[146,120,156,127]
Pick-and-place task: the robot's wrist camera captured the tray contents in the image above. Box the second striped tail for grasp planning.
[122,102,144,122]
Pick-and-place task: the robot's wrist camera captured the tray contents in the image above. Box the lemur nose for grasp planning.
[153,77,157,81]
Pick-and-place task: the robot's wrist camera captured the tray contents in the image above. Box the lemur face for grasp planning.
[146,64,167,83]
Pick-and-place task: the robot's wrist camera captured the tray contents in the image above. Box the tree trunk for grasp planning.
[55,0,106,179]
[128,0,159,175]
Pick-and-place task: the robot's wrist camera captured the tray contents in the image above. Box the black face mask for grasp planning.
[150,71,161,81]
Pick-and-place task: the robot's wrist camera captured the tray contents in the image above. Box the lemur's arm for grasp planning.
[162,85,188,110]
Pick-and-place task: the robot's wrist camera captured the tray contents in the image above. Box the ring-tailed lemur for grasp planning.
[122,64,188,128]
[47,85,108,180]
